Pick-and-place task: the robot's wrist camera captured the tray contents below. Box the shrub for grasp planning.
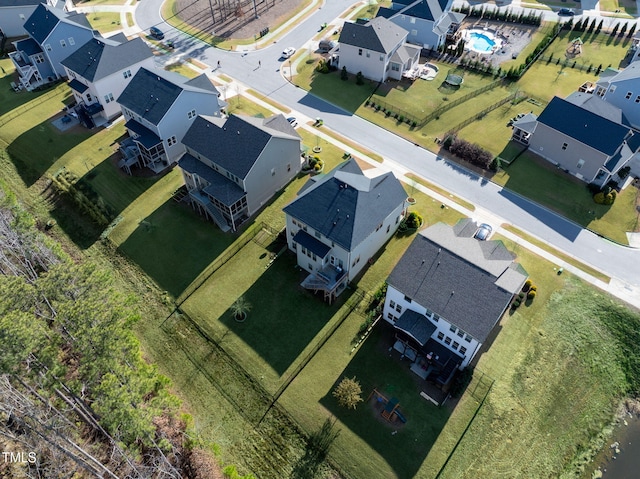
[412,121,417,127]
[365,100,370,107]
[443,135,455,150]
[333,376,363,409]
[518,292,526,300]
[527,290,537,300]
[341,66,348,80]
[405,211,423,229]
[356,71,364,85]
[399,115,404,123]
[449,137,494,169]
[530,285,537,292]
[315,60,329,73]
[512,299,521,308]
[593,192,605,204]
[523,279,533,291]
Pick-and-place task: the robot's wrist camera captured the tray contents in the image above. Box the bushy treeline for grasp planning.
[444,136,494,169]
[454,5,543,25]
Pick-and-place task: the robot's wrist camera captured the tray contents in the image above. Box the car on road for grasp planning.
[150,26,164,39]
[281,47,296,59]
[558,8,574,16]
[474,223,493,241]
[287,117,298,128]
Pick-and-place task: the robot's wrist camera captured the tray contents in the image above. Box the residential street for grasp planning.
[132,0,640,305]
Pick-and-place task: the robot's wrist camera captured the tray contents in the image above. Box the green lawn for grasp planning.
[87,12,122,34]
[493,152,638,243]
[164,62,200,79]
[226,95,273,117]
[599,0,637,15]
[75,0,127,5]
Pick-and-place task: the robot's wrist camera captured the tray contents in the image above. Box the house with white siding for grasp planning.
[61,35,155,124]
[116,67,225,174]
[383,220,527,382]
[338,17,420,82]
[283,159,408,303]
[178,114,301,232]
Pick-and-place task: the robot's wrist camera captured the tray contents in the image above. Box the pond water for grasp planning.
[588,415,640,479]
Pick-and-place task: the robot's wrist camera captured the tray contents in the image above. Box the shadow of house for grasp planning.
[320,325,453,479]
[6,117,91,186]
[118,198,234,297]
[217,252,356,376]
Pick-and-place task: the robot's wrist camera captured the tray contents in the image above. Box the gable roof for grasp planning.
[182,114,300,180]
[24,3,92,44]
[537,96,632,155]
[15,37,42,56]
[0,0,41,6]
[598,61,640,84]
[565,91,630,125]
[389,0,450,21]
[61,37,153,82]
[117,67,219,126]
[338,17,408,53]
[283,159,407,250]
[387,222,527,342]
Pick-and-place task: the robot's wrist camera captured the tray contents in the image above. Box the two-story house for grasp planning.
[338,17,421,82]
[283,159,408,303]
[178,114,301,232]
[383,220,527,382]
[116,67,225,174]
[9,2,96,90]
[512,93,640,185]
[376,0,464,50]
[1,0,40,37]
[61,35,155,125]
[593,61,640,130]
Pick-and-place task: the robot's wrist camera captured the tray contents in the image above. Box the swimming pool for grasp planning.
[463,29,502,54]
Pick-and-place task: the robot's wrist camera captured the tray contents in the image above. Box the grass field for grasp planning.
[87,12,122,34]
[164,62,200,78]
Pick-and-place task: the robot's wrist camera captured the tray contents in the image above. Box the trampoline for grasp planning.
[444,73,464,86]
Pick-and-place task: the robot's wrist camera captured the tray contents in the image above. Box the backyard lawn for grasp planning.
[86,12,122,34]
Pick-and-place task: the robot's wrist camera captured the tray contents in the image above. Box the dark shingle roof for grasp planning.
[0,0,41,6]
[181,114,299,180]
[537,96,632,156]
[387,222,527,342]
[394,309,437,345]
[61,37,152,82]
[389,0,449,21]
[15,37,42,56]
[283,159,407,250]
[293,230,332,258]
[178,153,245,206]
[25,3,92,44]
[68,78,88,93]
[338,17,408,53]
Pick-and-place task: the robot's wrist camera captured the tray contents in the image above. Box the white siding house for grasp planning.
[283,159,408,303]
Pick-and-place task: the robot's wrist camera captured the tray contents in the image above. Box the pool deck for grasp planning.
[460,19,536,67]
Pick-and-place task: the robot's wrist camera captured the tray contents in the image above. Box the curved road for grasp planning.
[135,0,640,301]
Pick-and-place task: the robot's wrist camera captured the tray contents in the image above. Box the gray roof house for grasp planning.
[377,0,464,50]
[283,159,408,303]
[9,2,97,90]
[61,35,155,123]
[116,67,225,174]
[384,220,527,379]
[0,0,41,37]
[178,114,301,232]
[512,93,640,185]
[338,16,420,82]
[593,61,640,130]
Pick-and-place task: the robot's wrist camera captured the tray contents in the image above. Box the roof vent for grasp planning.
[333,221,337,226]
[346,214,350,219]
[237,131,240,134]
[451,291,455,296]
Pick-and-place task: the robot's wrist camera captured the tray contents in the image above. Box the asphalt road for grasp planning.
[135,0,640,297]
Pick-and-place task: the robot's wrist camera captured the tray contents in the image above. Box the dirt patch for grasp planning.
[174,0,306,40]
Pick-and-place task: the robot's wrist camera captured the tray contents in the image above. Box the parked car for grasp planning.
[287,117,298,128]
[558,8,574,16]
[282,47,296,59]
[150,26,164,39]
[474,223,493,241]
[318,39,337,53]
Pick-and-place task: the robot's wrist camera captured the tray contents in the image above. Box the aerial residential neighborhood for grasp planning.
[1,0,640,477]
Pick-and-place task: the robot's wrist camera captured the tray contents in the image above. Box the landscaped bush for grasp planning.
[340,66,348,81]
[593,187,617,205]
[447,137,494,169]
[356,71,364,85]
[405,211,423,229]
[527,290,537,300]
[315,60,329,74]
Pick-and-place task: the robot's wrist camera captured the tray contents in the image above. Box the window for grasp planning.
[396,215,399,224]
[395,303,402,313]
[86,93,92,102]
[449,325,457,333]
[433,314,440,322]
[404,295,412,303]
[292,242,297,250]
[366,52,370,58]
[376,223,382,231]
[444,336,452,345]
[380,55,384,61]
[457,329,464,338]
[410,17,416,24]
[386,224,390,233]
[561,142,568,150]
[308,263,313,270]
[635,96,640,103]
[437,332,444,341]
[453,341,459,350]
[123,69,132,79]
[358,48,362,56]
[391,64,400,72]
[60,39,66,47]
[459,346,467,355]
[626,91,633,99]
[577,159,585,169]
[301,246,307,254]
[389,300,396,309]
[188,109,197,119]
[387,312,395,321]
[45,44,52,52]
[167,135,177,146]
[610,85,616,93]
[464,334,472,343]
[315,231,321,239]
[104,93,114,103]
[68,37,75,46]
[34,54,44,64]
[287,163,291,172]
[19,13,25,20]
[411,29,417,36]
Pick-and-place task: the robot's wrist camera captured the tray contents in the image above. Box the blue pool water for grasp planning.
[469,32,496,52]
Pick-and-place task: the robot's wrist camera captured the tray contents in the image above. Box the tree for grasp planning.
[620,22,628,37]
[333,376,363,409]
[596,19,604,33]
[628,23,636,38]
[231,295,252,320]
[340,66,348,81]
[611,23,620,36]
[356,71,364,85]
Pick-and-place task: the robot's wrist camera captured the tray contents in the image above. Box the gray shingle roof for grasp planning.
[283,159,408,250]
[181,114,299,180]
[0,0,41,6]
[117,68,218,126]
[338,17,408,53]
[390,0,449,21]
[178,153,246,206]
[387,222,527,342]
[15,37,42,56]
[61,37,152,82]
[537,96,632,156]
[565,91,629,125]
[25,3,92,44]
[293,230,332,258]
[394,309,437,345]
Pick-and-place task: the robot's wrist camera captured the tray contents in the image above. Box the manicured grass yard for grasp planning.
[87,12,122,34]
[225,95,273,117]
[493,151,639,243]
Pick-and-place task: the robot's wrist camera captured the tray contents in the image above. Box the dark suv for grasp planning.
[558,8,575,16]
[150,26,164,39]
